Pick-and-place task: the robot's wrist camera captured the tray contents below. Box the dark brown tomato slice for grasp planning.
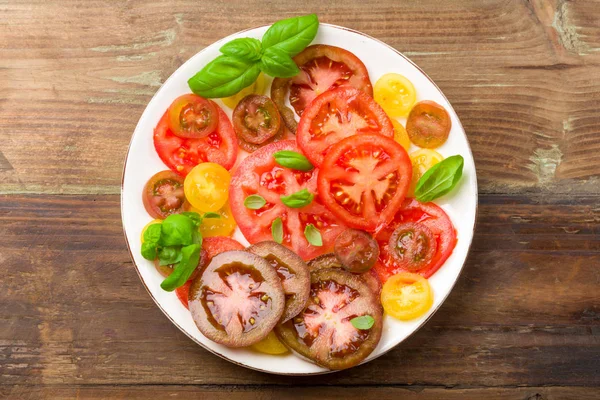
[406,100,452,149]
[388,222,437,271]
[297,87,394,167]
[247,241,310,323]
[189,250,285,347]
[237,118,290,153]
[233,95,281,145]
[275,268,382,370]
[308,253,381,295]
[168,94,219,139]
[317,133,411,232]
[271,45,373,133]
[334,229,379,274]
[142,170,189,219]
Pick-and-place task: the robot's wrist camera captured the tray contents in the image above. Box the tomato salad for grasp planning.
[138,14,464,370]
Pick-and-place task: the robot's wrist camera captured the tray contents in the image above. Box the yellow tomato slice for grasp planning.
[409,149,444,196]
[374,73,416,117]
[381,272,433,320]
[392,119,410,151]
[184,163,230,212]
[221,73,267,109]
[189,202,237,237]
[140,219,162,243]
[250,331,289,355]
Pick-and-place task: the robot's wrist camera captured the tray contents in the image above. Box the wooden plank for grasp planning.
[0,0,599,195]
[0,195,598,387]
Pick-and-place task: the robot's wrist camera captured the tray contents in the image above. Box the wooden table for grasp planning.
[2,1,599,399]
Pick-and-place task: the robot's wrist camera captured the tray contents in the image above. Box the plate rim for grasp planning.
[120,22,479,376]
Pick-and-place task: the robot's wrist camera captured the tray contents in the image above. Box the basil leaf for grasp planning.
[415,155,464,203]
[141,242,158,260]
[244,194,266,209]
[192,229,203,246]
[350,315,375,330]
[304,223,322,247]
[143,223,162,246]
[160,214,195,247]
[281,189,314,208]
[188,55,260,98]
[158,246,182,266]
[203,212,221,219]
[271,217,283,244]
[181,211,202,227]
[259,47,300,78]
[220,38,262,61]
[160,244,201,292]
[274,150,314,171]
[262,14,319,56]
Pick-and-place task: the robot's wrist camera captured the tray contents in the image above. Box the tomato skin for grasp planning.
[142,170,189,219]
[406,101,452,149]
[153,102,238,176]
[317,134,411,232]
[297,87,394,167]
[168,94,219,139]
[374,198,457,281]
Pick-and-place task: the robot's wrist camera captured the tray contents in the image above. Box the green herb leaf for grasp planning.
[262,14,319,56]
[192,229,203,246]
[304,223,322,247]
[220,38,262,61]
[259,47,300,78]
[350,315,375,330]
[281,189,314,208]
[157,246,182,266]
[273,150,314,171]
[160,244,201,292]
[160,214,195,247]
[188,55,261,98]
[143,223,162,246]
[141,242,158,260]
[203,212,221,219]
[181,211,202,227]
[271,217,283,244]
[415,155,464,203]
[244,194,267,209]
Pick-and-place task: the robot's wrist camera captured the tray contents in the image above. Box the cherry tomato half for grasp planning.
[374,73,416,118]
[409,149,444,196]
[142,170,189,219]
[251,331,289,355]
[334,229,379,274]
[232,95,281,145]
[392,119,411,151]
[184,162,230,212]
[406,100,452,149]
[190,202,236,238]
[388,222,437,271]
[168,94,219,139]
[381,272,433,320]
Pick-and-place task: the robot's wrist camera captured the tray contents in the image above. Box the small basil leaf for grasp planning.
[141,242,158,260]
[181,211,202,227]
[220,38,262,62]
[271,217,283,244]
[143,223,162,246]
[158,246,182,266]
[203,212,221,219]
[262,14,319,56]
[304,223,322,247]
[160,214,195,247]
[188,55,261,98]
[258,47,300,78]
[415,155,464,203]
[160,244,201,292]
[273,150,314,171]
[192,229,203,246]
[244,194,267,209]
[350,315,375,330]
[281,189,314,208]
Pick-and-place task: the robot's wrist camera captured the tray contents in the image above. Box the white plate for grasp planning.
[121,23,478,375]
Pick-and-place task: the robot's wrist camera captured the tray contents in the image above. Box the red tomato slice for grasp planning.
[229,140,347,260]
[154,101,238,176]
[297,87,394,166]
[271,45,373,133]
[318,133,411,232]
[175,280,193,309]
[374,198,457,281]
[168,94,219,139]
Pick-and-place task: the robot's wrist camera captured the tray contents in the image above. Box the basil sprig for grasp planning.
[350,315,375,330]
[281,189,313,208]
[188,14,318,98]
[304,224,322,247]
[414,155,464,203]
[274,150,314,171]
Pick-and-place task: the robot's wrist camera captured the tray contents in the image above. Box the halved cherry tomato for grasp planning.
[221,73,267,109]
[297,87,394,167]
[190,203,236,238]
[409,149,444,196]
[374,198,457,281]
[317,134,411,232]
[184,162,230,212]
[154,102,238,176]
[381,272,433,320]
[229,140,347,260]
[334,229,379,274]
[275,268,383,370]
[189,250,285,347]
[388,222,437,271]
[271,45,373,132]
[374,73,416,118]
[142,170,189,219]
[392,119,410,151]
[237,122,289,153]
[251,331,289,355]
[406,101,452,148]
[232,95,281,145]
[168,94,218,139]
